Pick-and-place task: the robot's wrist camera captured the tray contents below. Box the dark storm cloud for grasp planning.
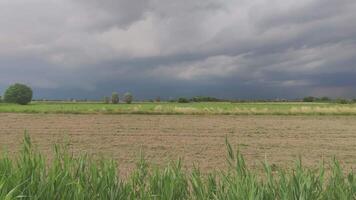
[1,0,356,99]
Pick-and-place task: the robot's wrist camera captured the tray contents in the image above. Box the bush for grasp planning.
[191,96,220,102]
[178,97,190,103]
[111,92,119,104]
[303,96,315,102]
[335,98,350,104]
[0,96,2,103]
[124,92,133,104]
[320,96,330,102]
[4,83,33,105]
[103,96,110,104]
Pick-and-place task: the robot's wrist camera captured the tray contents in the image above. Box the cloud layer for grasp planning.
[1,0,356,99]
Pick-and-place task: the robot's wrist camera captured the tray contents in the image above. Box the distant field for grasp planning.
[1,101,356,115]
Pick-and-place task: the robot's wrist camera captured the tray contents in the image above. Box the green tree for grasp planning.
[191,96,220,102]
[124,92,133,104]
[4,83,33,105]
[178,97,190,103]
[320,96,330,102]
[111,92,119,104]
[335,98,349,104]
[303,96,315,102]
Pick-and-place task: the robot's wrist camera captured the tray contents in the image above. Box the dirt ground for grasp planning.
[0,113,355,176]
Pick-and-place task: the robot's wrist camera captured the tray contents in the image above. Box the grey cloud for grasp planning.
[73,0,150,30]
[252,0,356,29]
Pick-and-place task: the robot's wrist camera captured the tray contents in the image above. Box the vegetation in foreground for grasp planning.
[2,101,356,115]
[0,134,355,199]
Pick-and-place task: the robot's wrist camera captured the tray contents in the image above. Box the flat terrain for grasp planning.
[0,113,355,176]
[1,101,356,115]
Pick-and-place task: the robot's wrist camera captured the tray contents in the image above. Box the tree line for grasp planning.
[103,92,133,104]
[302,96,356,104]
[1,83,356,105]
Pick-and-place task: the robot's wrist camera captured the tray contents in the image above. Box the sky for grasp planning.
[1,0,356,100]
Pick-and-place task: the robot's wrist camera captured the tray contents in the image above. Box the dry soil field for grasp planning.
[0,113,355,176]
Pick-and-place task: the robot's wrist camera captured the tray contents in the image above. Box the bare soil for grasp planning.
[0,113,355,176]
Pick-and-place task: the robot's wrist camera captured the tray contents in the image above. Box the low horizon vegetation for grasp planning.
[1,83,356,105]
[1,101,356,115]
[0,133,355,199]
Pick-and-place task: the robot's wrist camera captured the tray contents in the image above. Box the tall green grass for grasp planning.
[0,134,355,199]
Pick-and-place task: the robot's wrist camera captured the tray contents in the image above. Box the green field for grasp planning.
[1,101,356,115]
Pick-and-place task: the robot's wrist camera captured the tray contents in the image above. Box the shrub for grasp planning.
[4,83,33,105]
[124,92,133,104]
[103,96,110,104]
[335,98,350,104]
[191,96,220,102]
[111,92,119,104]
[320,96,330,102]
[178,97,190,103]
[303,96,315,102]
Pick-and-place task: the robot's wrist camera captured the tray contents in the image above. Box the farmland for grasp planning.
[1,101,356,115]
[1,103,356,199]
[1,113,355,174]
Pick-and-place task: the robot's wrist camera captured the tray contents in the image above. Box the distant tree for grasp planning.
[320,96,330,102]
[0,96,2,103]
[4,83,33,105]
[155,96,161,103]
[335,98,349,104]
[191,96,220,102]
[178,97,190,103]
[124,92,133,104]
[111,92,119,104]
[103,96,110,104]
[303,96,315,102]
